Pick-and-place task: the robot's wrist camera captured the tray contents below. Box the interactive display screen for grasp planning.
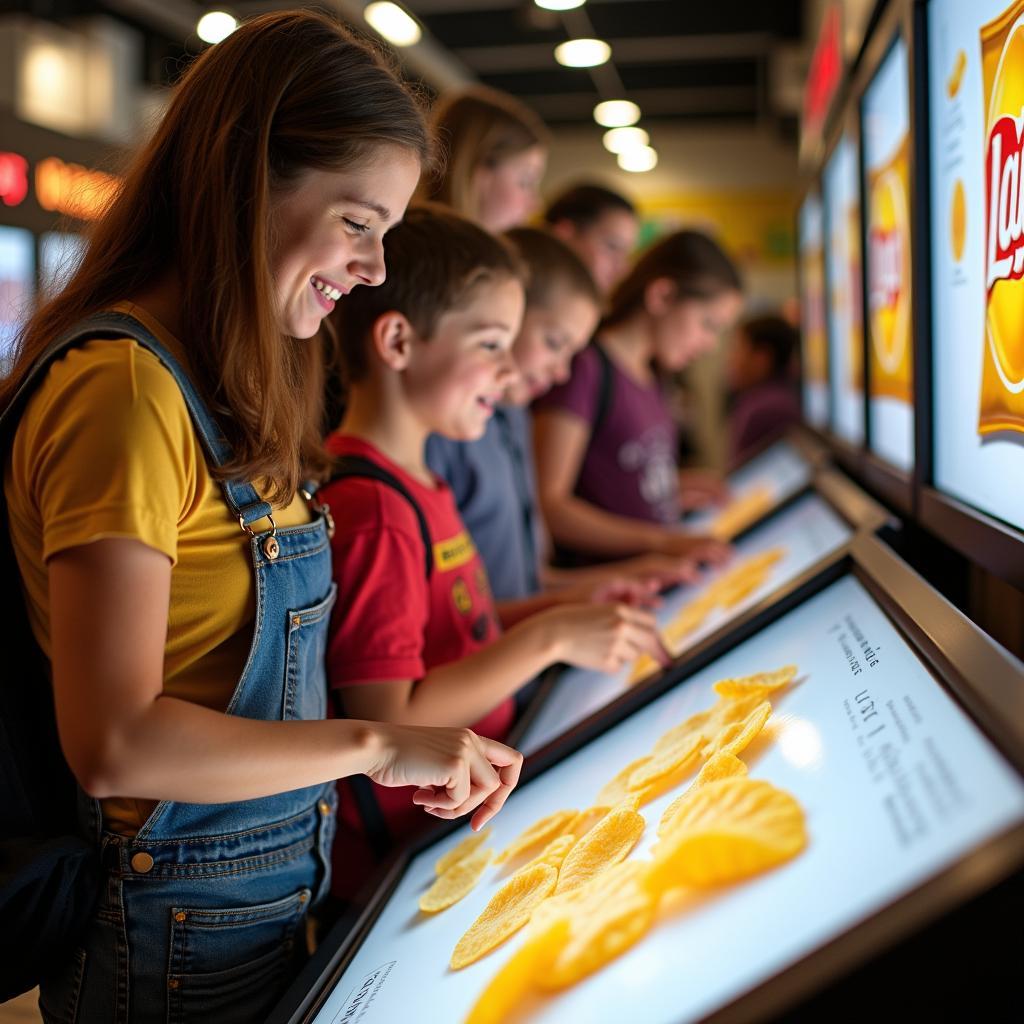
[929,0,1024,534]
[823,134,866,445]
[862,36,915,472]
[0,226,35,369]
[521,490,851,755]
[685,438,814,539]
[308,574,1024,1024]
[798,194,829,428]
[39,231,87,299]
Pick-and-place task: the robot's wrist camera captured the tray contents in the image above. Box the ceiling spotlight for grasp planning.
[555,38,611,68]
[364,2,422,47]
[197,11,237,44]
[603,126,649,154]
[535,0,585,9]
[618,146,658,172]
[594,99,641,127]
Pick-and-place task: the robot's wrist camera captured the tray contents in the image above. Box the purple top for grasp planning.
[729,379,802,462]
[537,344,680,533]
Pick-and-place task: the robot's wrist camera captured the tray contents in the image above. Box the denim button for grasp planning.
[131,851,154,873]
[318,800,330,815]
[263,535,280,559]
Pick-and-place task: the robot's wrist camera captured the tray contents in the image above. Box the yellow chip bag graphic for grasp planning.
[596,756,652,807]
[495,809,578,866]
[464,917,570,1024]
[647,778,807,890]
[708,485,775,541]
[948,47,967,98]
[554,805,645,894]
[451,862,559,969]
[701,701,772,760]
[419,846,493,914]
[979,0,1024,435]
[434,827,491,877]
[713,664,797,701]
[867,135,913,405]
[658,751,749,837]
[951,178,967,263]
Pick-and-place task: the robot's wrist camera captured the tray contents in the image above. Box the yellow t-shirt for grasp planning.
[5,303,312,834]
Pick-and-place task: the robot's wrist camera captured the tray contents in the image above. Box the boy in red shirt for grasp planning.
[322,205,666,900]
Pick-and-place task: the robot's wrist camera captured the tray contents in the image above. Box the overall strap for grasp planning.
[329,454,433,579]
[591,342,615,439]
[0,311,272,530]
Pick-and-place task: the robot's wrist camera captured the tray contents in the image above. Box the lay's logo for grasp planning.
[867,138,913,403]
[979,0,1024,435]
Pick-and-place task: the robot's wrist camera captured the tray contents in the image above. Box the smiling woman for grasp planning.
[1,10,525,1022]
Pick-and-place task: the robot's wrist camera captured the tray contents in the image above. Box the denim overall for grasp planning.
[29,313,337,1024]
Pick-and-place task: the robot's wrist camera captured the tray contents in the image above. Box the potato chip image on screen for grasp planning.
[978,0,1024,437]
[867,135,913,405]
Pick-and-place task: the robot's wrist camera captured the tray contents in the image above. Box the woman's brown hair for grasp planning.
[2,10,431,503]
[422,86,549,221]
[604,229,743,329]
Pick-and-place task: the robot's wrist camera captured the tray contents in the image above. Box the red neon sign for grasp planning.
[803,5,843,136]
[0,152,29,207]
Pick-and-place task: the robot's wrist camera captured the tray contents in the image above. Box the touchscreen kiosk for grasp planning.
[928,0,1024,537]
[862,35,914,473]
[798,195,829,429]
[823,133,866,446]
[519,490,852,755]
[277,539,1024,1024]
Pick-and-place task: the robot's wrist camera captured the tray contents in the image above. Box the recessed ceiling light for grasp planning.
[535,0,585,9]
[555,38,611,68]
[594,99,641,127]
[197,11,237,44]
[603,126,650,154]
[364,2,422,47]
[618,146,658,172]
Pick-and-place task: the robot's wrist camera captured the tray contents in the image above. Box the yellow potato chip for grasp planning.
[701,701,772,760]
[464,917,570,1024]
[627,731,703,803]
[494,809,578,865]
[657,752,748,837]
[451,863,559,970]
[736,546,785,575]
[708,485,775,541]
[716,570,768,609]
[663,597,714,649]
[554,805,645,895]
[517,834,576,875]
[543,890,656,989]
[434,827,491,877]
[646,778,806,891]
[565,805,611,839]
[713,664,796,701]
[534,860,646,928]
[419,846,493,914]
[628,652,660,686]
[595,756,652,807]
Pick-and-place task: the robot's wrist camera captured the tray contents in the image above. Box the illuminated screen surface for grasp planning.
[310,575,1024,1024]
[798,195,829,427]
[520,490,850,755]
[0,226,35,368]
[929,0,1024,533]
[862,36,915,471]
[823,134,866,444]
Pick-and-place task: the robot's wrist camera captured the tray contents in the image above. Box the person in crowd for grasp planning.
[321,206,667,898]
[422,86,549,233]
[426,226,702,616]
[2,14,522,1021]
[543,182,640,296]
[533,229,745,566]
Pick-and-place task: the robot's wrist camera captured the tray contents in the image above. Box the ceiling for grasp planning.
[9,0,808,137]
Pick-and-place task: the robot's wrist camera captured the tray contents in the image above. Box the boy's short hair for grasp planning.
[741,314,798,375]
[504,227,601,310]
[543,182,636,231]
[333,203,525,382]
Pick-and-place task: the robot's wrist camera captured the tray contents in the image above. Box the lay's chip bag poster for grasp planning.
[930,0,1024,534]
[862,36,914,471]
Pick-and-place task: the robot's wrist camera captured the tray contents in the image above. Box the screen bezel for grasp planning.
[268,533,1024,1024]
[796,184,831,432]
[914,0,1024,591]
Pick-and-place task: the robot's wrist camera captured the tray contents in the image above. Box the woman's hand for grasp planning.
[362,724,523,831]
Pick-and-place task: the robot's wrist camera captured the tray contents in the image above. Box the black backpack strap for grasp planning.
[591,342,615,438]
[329,454,433,579]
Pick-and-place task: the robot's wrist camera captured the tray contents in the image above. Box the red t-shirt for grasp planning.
[321,434,513,900]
